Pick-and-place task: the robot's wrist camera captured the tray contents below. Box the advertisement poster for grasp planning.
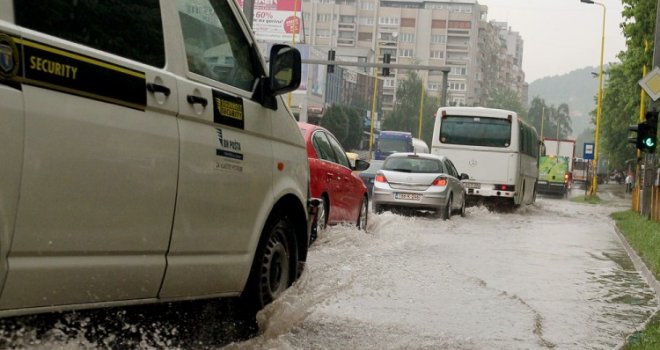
[238,0,303,43]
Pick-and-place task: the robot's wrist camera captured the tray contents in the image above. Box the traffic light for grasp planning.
[382,53,391,76]
[327,49,335,74]
[641,110,658,153]
[629,123,643,150]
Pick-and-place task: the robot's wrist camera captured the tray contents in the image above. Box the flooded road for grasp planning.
[227,185,657,350]
[0,185,657,349]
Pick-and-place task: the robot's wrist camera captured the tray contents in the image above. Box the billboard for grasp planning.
[237,0,303,43]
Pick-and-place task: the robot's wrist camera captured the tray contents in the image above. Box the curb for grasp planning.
[613,225,660,349]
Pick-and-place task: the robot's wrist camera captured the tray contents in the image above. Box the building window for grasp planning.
[317,29,331,37]
[317,14,331,22]
[448,20,471,29]
[358,32,372,41]
[359,17,375,25]
[384,78,396,88]
[399,33,415,43]
[399,49,414,57]
[431,20,447,29]
[428,82,440,91]
[451,67,468,75]
[339,31,354,38]
[360,1,375,10]
[379,16,400,25]
[448,81,466,91]
[431,34,446,44]
[401,18,415,27]
[430,50,444,59]
[340,15,355,23]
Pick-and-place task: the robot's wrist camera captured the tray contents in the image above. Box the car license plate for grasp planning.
[395,192,421,201]
[463,182,480,189]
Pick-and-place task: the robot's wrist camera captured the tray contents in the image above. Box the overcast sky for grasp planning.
[479,0,626,83]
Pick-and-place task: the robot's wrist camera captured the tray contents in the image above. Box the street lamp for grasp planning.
[580,0,606,195]
[440,67,451,106]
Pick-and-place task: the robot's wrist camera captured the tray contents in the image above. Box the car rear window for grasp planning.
[383,157,444,173]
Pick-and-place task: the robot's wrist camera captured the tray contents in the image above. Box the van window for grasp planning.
[14,0,165,68]
[177,0,257,91]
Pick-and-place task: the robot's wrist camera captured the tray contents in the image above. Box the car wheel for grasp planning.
[357,196,368,231]
[311,197,328,241]
[459,195,466,217]
[243,209,295,310]
[440,195,452,220]
[373,203,383,214]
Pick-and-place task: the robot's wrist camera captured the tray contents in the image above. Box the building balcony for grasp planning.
[337,38,356,46]
[338,23,356,30]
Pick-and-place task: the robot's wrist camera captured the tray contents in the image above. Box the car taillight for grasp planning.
[432,177,448,186]
[564,173,569,183]
[375,174,387,183]
[495,184,514,191]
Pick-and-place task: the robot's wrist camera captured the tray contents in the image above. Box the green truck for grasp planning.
[537,155,570,197]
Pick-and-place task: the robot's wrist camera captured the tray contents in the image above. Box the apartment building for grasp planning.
[299,0,525,113]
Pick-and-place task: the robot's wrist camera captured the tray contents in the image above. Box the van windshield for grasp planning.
[378,138,411,152]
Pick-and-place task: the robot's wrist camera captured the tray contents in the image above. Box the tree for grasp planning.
[320,104,363,150]
[485,86,526,118]
[525,97,572,140]
[382,72,440,147]
[595,0,655,169]
[344,106,363,150]
[320,105,349,145]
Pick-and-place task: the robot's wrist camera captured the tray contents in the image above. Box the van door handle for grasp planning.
[146,82,171,96]
[186,95,208,107]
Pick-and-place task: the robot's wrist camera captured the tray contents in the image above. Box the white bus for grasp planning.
[431,107,540,208]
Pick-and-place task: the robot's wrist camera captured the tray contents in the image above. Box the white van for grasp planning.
[412,137,430,154]
[0,0,311,317]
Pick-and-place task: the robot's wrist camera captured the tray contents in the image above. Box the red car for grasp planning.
[298,122,370,238]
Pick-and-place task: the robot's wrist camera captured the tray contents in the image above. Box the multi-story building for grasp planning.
[299,0,525,115]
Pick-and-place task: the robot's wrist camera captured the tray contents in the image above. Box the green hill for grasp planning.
[528,66,600,138]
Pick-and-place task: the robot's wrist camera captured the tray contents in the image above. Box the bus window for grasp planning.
[439,116,511,148]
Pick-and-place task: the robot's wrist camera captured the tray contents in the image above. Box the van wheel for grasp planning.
[357,196,368,231]
[243,210,295,310]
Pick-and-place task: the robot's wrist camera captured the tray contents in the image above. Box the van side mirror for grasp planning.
[269,44,301,95]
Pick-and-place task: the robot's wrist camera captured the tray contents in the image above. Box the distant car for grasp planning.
[298,122,370,238]
[359,159,385,198]
[372,153,468,220]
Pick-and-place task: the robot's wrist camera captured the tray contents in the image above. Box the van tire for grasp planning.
[242,209,296,311]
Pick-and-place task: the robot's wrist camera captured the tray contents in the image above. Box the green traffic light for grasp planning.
[643,138,656,147]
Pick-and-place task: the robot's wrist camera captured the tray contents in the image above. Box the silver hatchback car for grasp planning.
[372,153,468,220]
